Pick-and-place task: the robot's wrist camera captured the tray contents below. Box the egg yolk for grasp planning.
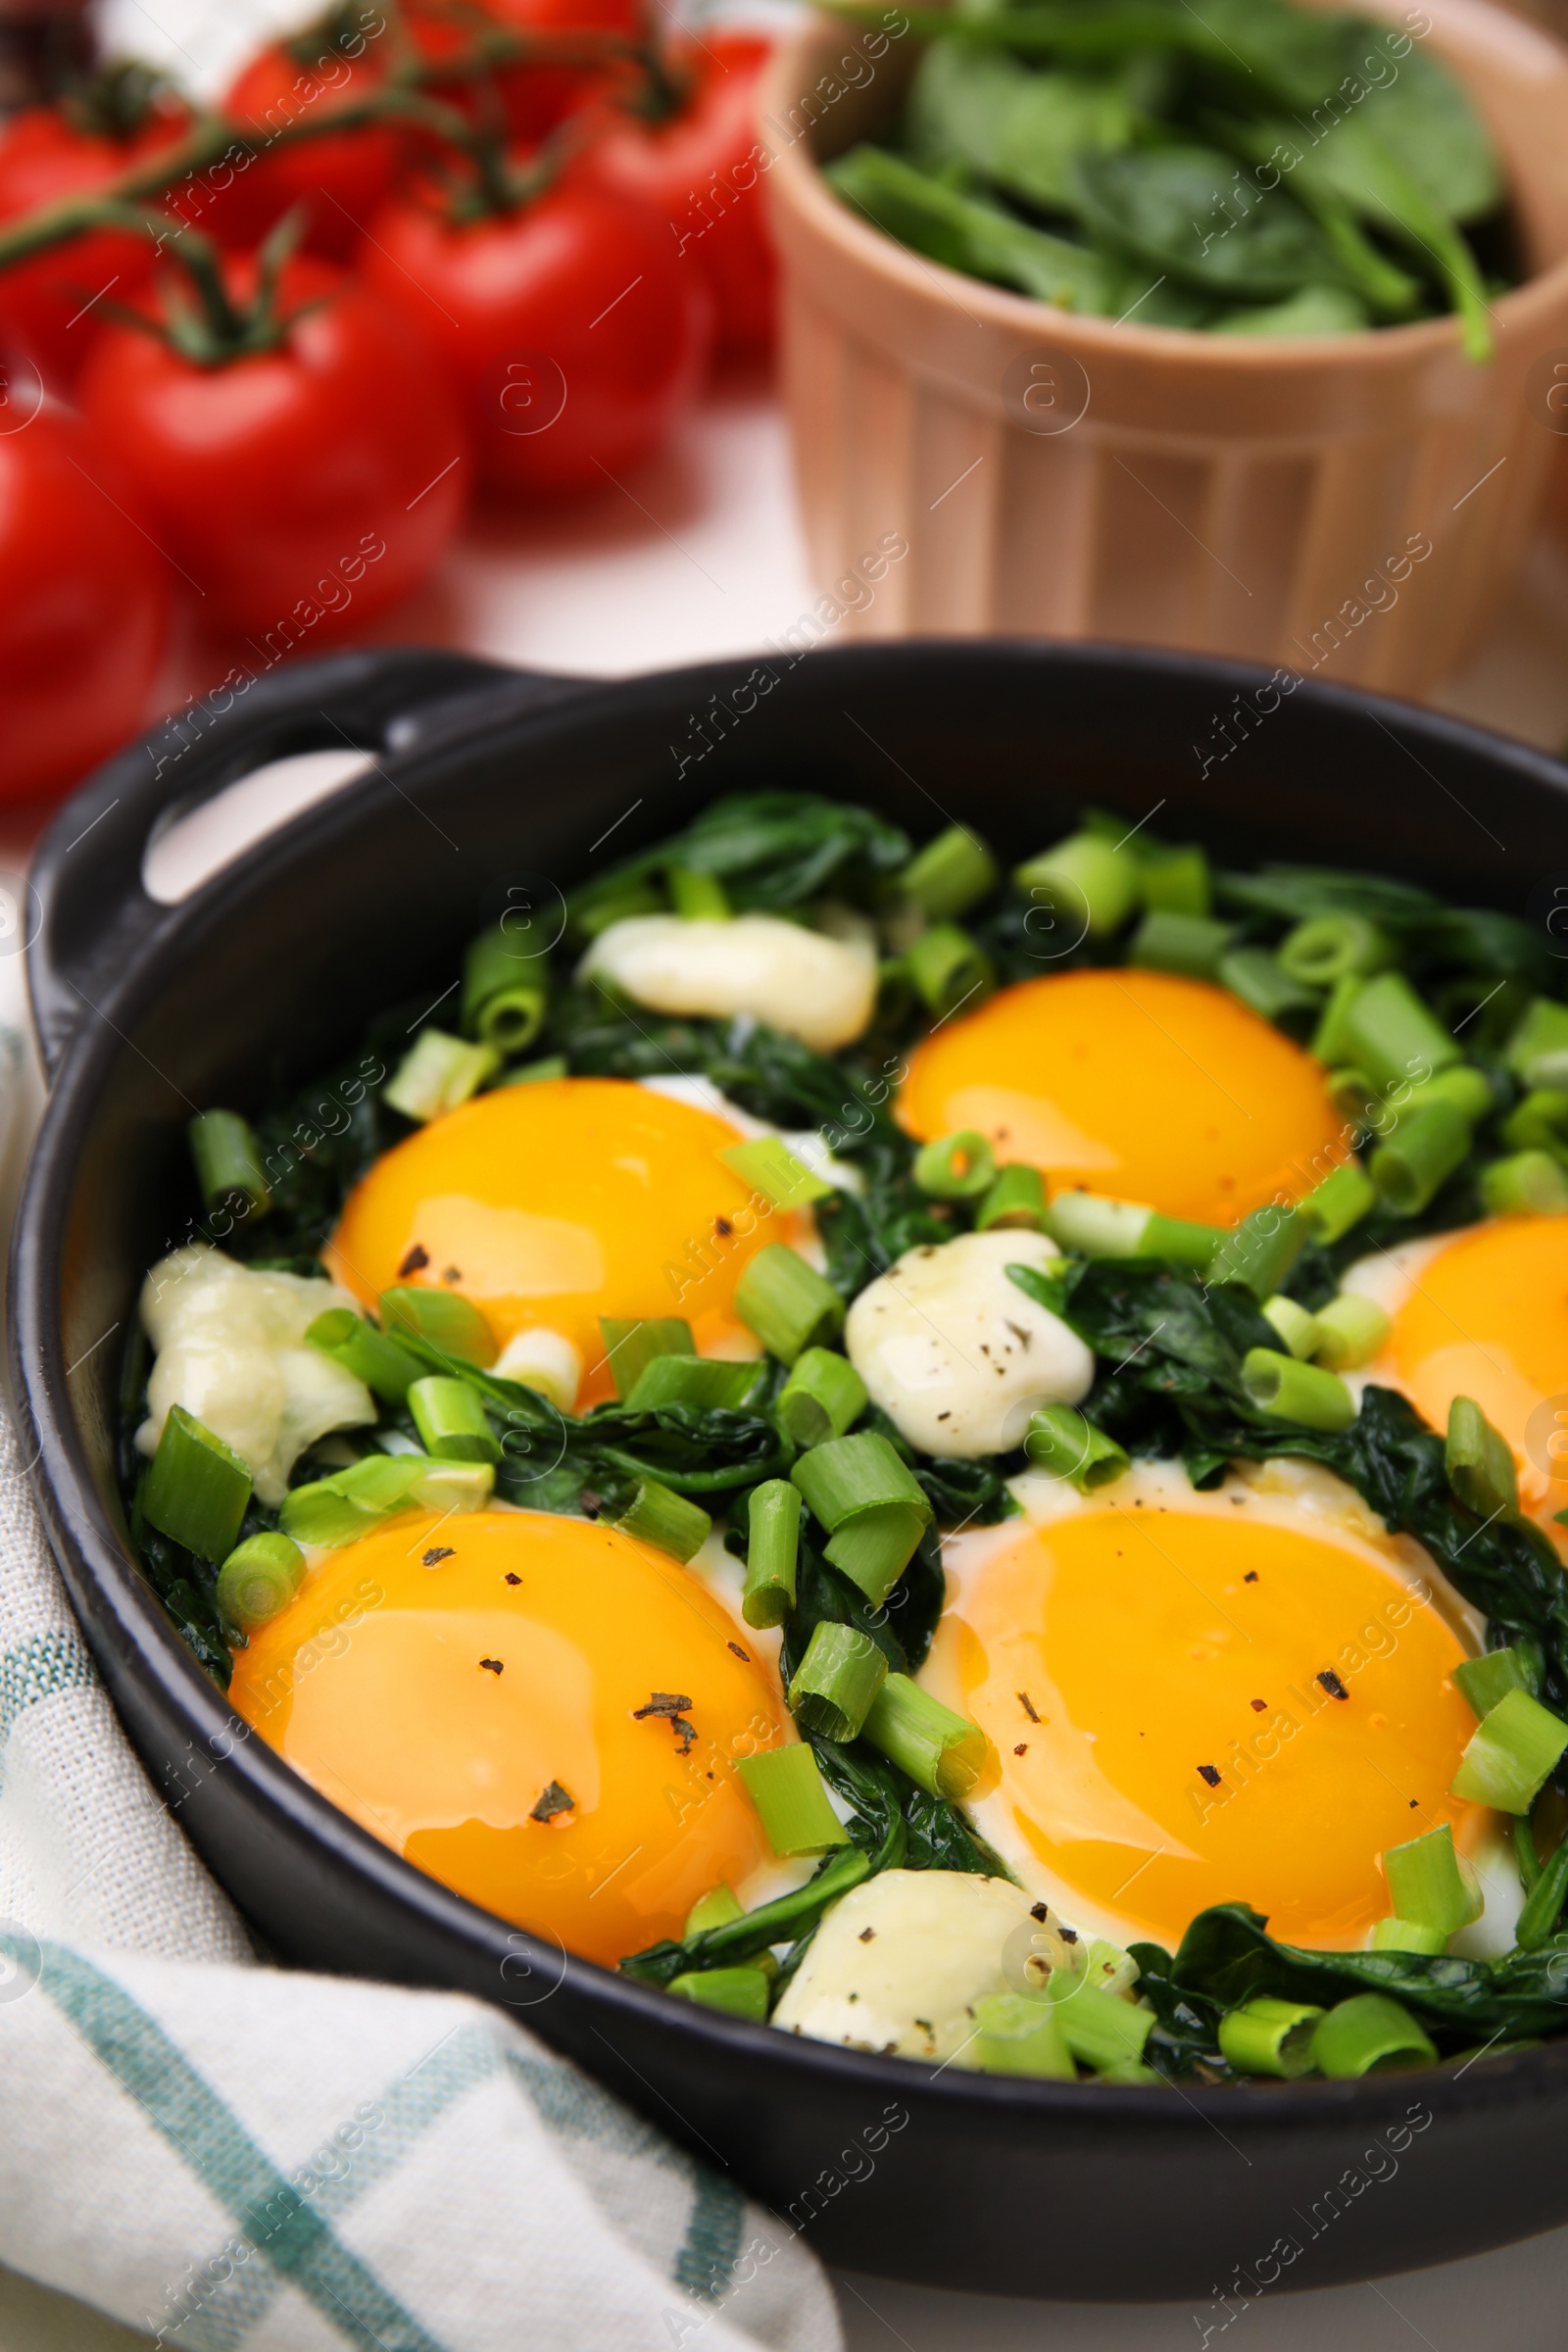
[925,1500,1482,1948]
[228,1510,792,1966]
[324,1078,799,1406]
[899,968,1345,1226]
[1382,1216,1568,1519]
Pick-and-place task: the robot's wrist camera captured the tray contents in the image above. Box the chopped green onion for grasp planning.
[776,1348,867,1447]
[897,824,999,920]
[1208,1206,1305,1299]
[1217,1996,1324,2078]
[497,1055,569,1087]
[1501,1088,1568,1158]
[1371,1918,1446,1955]
[1408,1064,1493,1123]
[971,1991,1075,2080]
[686,1883,744,1935]
[1312,1993,1436,2078]
[860,1671,987,1799]
[141,1406,253,1562]
[381,1287,498,1367]
[1313,1293,1391,1372]
[1262,1294,1321,1360]
[822,1506,929,1605]
[906,922,994,1020]
[791,1431,931,1537]
[1315,971,1460,1094]
[1050,1983,1154,2072]
[1297,1160,1376,1246]
[568,873,665,943]
[742,1479,801,1628]
[735,1743,850,1855]
[1453,1645,1538,1719]
[1043,1189,1222,1268]
[1242,1348,1356,1432]
[1480,1151,1568,1216]
[1383,1823,1482,1936]
[1014,831,1138,937]
[1218,946,1321,1025]
[1278,913,1396,988]
[1450,1687,1568,1814]
[597,1316,693,1397]
[912,1130,995,1200]
[460,926,549,1055]
[624,1355,761,1412]
[215,1531,305,1631]
[1129,909,1236,981]
[416,1462,495,1515]
[492,1326,580,1410]
[719,1136,832,1209]
[1371,1097,1471,1215]
[1514,1829,1568,1949]
[975,1164,1047,1232]
[668,864,730,920]
[384,1028,500,1122]
[668,1967,769,2020]
[279,1452,494,1546]
[408,1374,500,1464]
[188,1109,271,1217]
[1139,842,1210,916]
[1505,996,1568,1092]
[1024,1404,1129,1492]
[306,1307,421,1403]
[1046,1192,1152,1256]
[1446,1396,1520,1523]
[735,1246,845,1365]
[614,1478,712,1564]
[279,1484,381,1547]
[788,1621,889,1742]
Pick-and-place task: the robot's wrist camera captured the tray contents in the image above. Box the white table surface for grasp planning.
[5,374,1568,2351]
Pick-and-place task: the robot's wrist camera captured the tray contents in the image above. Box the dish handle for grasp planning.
[26,645,571,1082]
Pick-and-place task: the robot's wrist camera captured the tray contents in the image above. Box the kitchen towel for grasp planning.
[0,1398,841,2352]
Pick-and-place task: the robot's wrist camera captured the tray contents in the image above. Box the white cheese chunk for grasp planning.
[136,1244,375,1506]
[772,1869,1039,2061]
[845,1228,1094,1457]
[579,913,876,1053]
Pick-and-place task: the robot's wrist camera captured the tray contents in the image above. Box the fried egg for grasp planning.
[921,1459,1502,1953]
[899,968,1346,1226]
[228,1509,795,1966]
[324,1076,811,1407]
[1344,1218,1568,1528]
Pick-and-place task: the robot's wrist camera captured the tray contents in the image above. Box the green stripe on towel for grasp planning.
[36,1943,452,2352]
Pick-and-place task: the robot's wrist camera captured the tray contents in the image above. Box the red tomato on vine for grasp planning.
[0,65,190,389]
[579,34,776,355]
[212,3,399,261]
[0,398,170,801]
[362,173,710,494]
[77,238,467,635]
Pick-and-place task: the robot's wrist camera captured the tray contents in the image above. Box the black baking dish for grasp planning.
[14,638,1568,2302]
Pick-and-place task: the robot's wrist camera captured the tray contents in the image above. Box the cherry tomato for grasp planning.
[0,96,189,389]
[361,179,710,495]
[0,397,170,801]
[212,8,399,261]
[579,35,776,354]
[77,253,467,634]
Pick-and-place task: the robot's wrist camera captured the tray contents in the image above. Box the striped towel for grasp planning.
[0,1397,840,2352]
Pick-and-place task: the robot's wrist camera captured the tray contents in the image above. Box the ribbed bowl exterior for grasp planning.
[761,0,1568,694]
